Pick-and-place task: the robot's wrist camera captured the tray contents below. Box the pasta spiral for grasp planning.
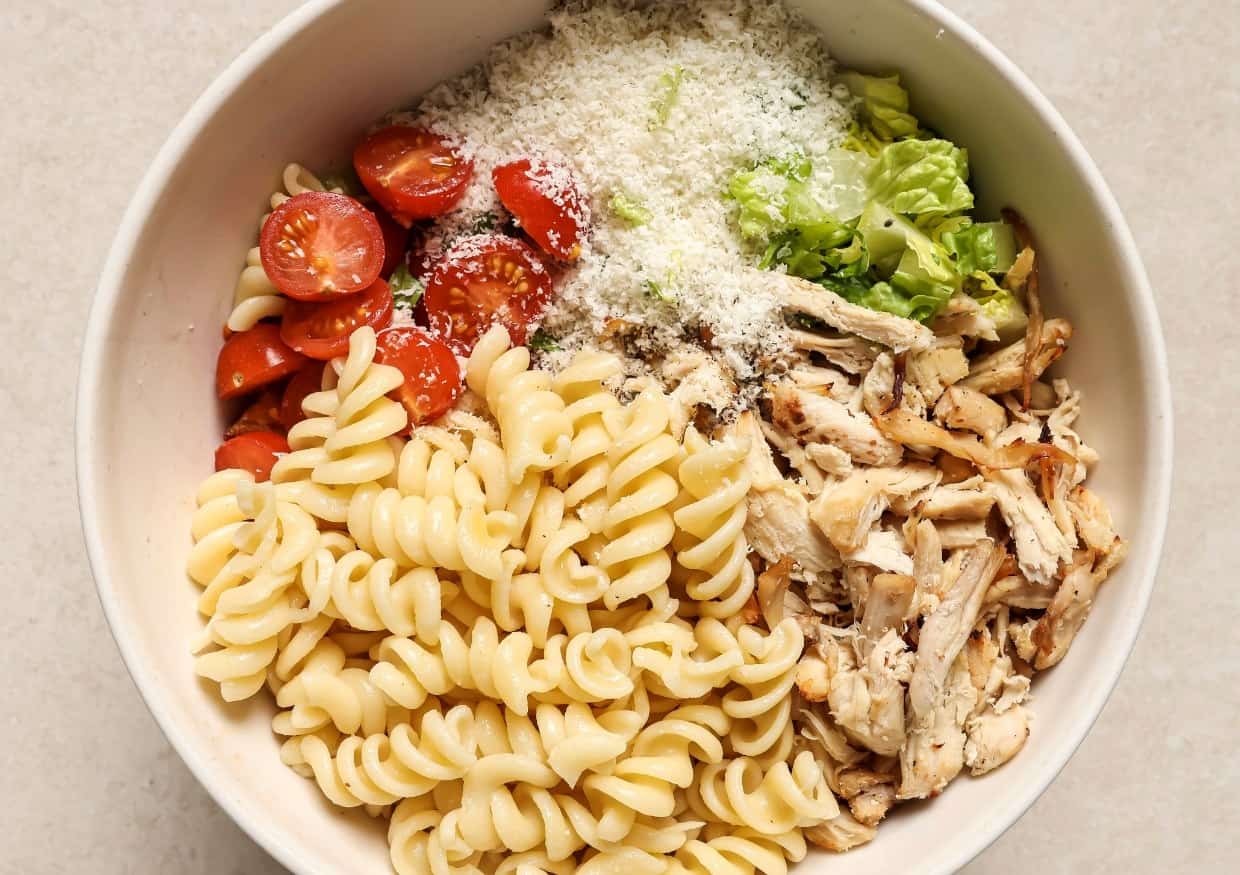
[596,386,682,609]
[686,751,839,835]
[466,325,572,483]
[722,618,802,757]
[552,349,623,533]
[672,427,754,618]
[292,704,479,808]
[669,827,808,875]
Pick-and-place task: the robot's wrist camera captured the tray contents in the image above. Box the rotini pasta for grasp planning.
[552,349,623,533]
[686,751,839,835]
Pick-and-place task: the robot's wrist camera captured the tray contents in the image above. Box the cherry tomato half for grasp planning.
[216,322,308,400]
[354,126,473,226]
[423,235,553,355]
[259,191,385,300]
[376,327,463,426]
[492,158,588,261]
[279,364,325,431]
[280,277,394,361]
[214,431,289,482]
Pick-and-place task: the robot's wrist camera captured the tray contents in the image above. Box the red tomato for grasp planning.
[259,191,384,300]
[492,158,588,260]
[279,364,325,431]
[280,278,394,361]
[375,208,409,279]
[216,323,308,400]
[376,327,463,426]
[354,126,473,226]
[214,431,289,482]
[423,235,553,354]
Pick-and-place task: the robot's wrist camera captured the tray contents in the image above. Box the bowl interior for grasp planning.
[78,1,1169,873]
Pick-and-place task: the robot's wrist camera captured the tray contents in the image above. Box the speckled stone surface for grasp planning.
[1,0,1235,871]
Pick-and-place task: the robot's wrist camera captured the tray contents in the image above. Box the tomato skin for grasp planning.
[214,431,289,482]
[376,327,463,426]
[259,191,385,300]
[216,323,308,400]
[279,364,325,431]
[423,235,553,355]
[354,126,473,226]
[492,158,588,261]
[375,208,409,279]
[280,278,394,361]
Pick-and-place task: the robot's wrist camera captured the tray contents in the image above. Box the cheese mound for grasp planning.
[404,0,853,386]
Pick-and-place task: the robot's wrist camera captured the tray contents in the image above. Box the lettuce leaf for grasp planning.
[941,221,1017,274]
[964,271,1028,342]
[837,71,921,146]
[388,262,424,311]
[609,191,652,226]
[650,65,686,130]
[869,139,974,219]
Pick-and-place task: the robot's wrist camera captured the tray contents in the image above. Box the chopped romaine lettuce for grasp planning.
[642,279,675,302]
[890,233,960,310]
[821,149,874,220]
[838,71,921,143]
[528,328,560,352]
[941,221,1017,275]
[869,139,974,219]
[650,65,685,130]
[609,191,653,226]
[388,262,424,311]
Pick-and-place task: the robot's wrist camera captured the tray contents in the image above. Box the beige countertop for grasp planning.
[2,0,1235,871]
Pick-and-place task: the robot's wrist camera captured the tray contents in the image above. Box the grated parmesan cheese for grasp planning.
[397,0,855,402]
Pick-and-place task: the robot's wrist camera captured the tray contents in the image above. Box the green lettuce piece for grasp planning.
[528,328,560,352]
[889,233,960,315]
[941,221,1017,275]
[609,191,653,227]
[388,262,424,311]
[821,275,929,321]
[869,139,974,219]
[964,271,1029,342]
[838,71,921,142]
[822,149,874,220]
[650,65,686,130]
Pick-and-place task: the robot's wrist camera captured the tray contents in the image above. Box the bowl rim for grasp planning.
[75,1,1172,873]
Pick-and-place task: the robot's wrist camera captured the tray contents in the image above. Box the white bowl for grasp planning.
[76,1,1171,872]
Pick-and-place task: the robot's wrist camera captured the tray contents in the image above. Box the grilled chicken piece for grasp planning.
[985,468,1073,585]
[836,765,898,827]
[810,465,939,552]
[910,519,945,618]
[933,385,1007,438]
[844,529,914,575]
[965,704,1030,775]
[934,519,990,549]
[929,293,999,342]
[1068,485,1118,553]
[734,412,841,580]
[907,345,969,405]
[789,363,856,402]
[899,651,977,799]
[960,318,1073,395]
[860,573,916,638]
[760,419,827,495]
[1032,541,1128,669]
[805,442,854,478]
[918,480,996,520]
[773,273,934,352]
[805,807,878,852]
[769,381,904,466]
[907,542,1005,725]
[984,574,1054,610]
[790,329,881,375]
[815,628,913,757]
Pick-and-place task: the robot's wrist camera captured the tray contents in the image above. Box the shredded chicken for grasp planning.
[790,329,881,375]
[959,318,1073,396]
[773,272,934,352]
[1032,541,1128,669]
[771,380,904,466]
[933,384,1007,438]
[985,468,1074,586]
[810,465,939,553]
[907,344,969,405]
[929,293,999,341]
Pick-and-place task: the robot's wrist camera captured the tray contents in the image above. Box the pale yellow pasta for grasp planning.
[631,617,744,700]
[596,386,682,609]
[551,349,623,533]
[686,751,838,835]
[274,637,408,737]
[389,797,483,875]
[668,827,808,875]
[323,549,452,639]
[466,325,572,483]
[458,561,592,649]
[672,427,755,618]
[722,618,802,757]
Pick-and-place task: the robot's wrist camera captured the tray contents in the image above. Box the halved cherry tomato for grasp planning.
[374,208,409,279]
[259,191,385,300]
[423,235,553,354]
[216,323,308,400]
[280,277,394,361]
[492,158,588,260]
[279,364,325,431]
[376,327,463,426]
[214,431,289,482]
[354,126,473,226]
